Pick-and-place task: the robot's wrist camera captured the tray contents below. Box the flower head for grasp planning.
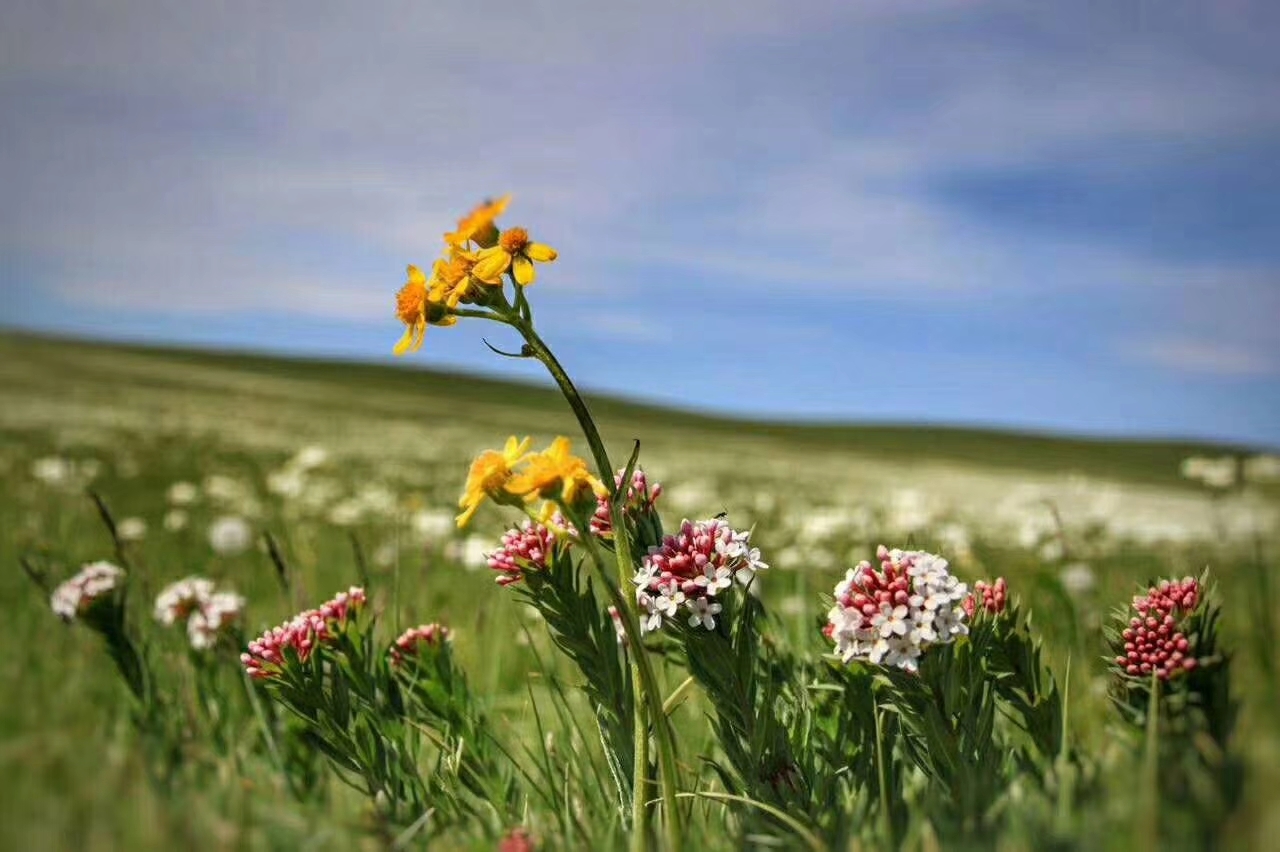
[430,248,493,308]
[590,467,663,538]
[154,576,216,626]
[487,520,561,586]
[824,546,969,673]
[394,264,457,356]
[505,437,604,507]
[241,586,366,680]
[50,561,125,622]
[457,436,533,527]
[187,591,246,650]
[444,195,511,250]
[390,623,453,667]
[963,577,1008,618]
[1111,576,1202,681]
[472,226,558,287]
[633,518,768,634]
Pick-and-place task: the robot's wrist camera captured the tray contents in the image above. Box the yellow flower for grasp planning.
[431,247,497,308]
[472,227,558,287]
[444,195,511,249]
[393,264,456,356]
[506,437,604,506]
[457,436,533,527]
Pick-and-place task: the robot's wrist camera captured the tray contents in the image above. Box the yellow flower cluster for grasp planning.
[393,195,558,356]
[457,436,604,527]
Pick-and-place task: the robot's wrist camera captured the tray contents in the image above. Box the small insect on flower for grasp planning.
[50,561,125,622]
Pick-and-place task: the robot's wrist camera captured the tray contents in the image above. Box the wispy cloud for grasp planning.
[1130,339,1276,377]
[2,0,1278,442]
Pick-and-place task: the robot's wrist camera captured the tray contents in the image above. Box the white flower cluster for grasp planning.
[825,547,969,673]
[154,576,245,650]
[633,518,769,634]
[50,561,125,622]
[1180,455,1237,490]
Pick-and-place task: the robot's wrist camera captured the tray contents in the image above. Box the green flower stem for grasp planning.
[513,321,614,478]
[560,499,684,852]
[474,295,683,848]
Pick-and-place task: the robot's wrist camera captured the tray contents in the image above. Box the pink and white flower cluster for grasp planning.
[390,623,453,667]
[1113,577,1202,680]
[590,468,662,537]
[633,518,768,633]
[154,576,246,650]
[241,586,366,680]
[487,520,560,586]
[50,561,125,622]
[825,546,969,673]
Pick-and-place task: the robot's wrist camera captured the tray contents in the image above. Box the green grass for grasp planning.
[1,330,1277,850]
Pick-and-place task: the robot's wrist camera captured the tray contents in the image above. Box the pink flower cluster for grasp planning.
[1113,577,1201,680]
[963,578,1009,617]
[590,468,662,537]
[390,623,452,667]
[241,586,366,680]
[487,521,559,586]
[825,547,969,673]
[633,518,768,633]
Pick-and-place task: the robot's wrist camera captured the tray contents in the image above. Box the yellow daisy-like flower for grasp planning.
[394,265,431,356]
[506,437,604,506]
[444,195,511,249]
[456,436,534,527]
[432,247,500,309]
[393,264,457,356]
[472,227,558,287]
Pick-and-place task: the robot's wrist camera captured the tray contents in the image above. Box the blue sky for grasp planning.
[2,1,1278,446]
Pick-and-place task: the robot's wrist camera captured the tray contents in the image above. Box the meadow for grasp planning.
[2,329,1277,851]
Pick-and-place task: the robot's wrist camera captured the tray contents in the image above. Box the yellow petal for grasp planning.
[393,326,415,356]
[407,264,427,286]
[471,247,512,283]
[512,254,535,286]
[525,243,557,263]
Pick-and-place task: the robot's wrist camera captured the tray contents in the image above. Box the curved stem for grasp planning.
[514,321,614,480]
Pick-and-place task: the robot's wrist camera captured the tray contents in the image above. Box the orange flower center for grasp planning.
[500,227,530,254]
[440,255,473,285]
[395,280,427,324]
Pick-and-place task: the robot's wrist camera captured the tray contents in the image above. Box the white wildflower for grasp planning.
[167,481,198,506]
[50,561,124,622]
[117,517,148,542]
[208,515,252,556]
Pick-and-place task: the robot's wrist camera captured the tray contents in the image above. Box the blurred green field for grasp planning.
[1,330,1278,850]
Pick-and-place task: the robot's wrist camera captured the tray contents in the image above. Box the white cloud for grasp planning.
[2,0,1278,326]
[1129,339,1275,377]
